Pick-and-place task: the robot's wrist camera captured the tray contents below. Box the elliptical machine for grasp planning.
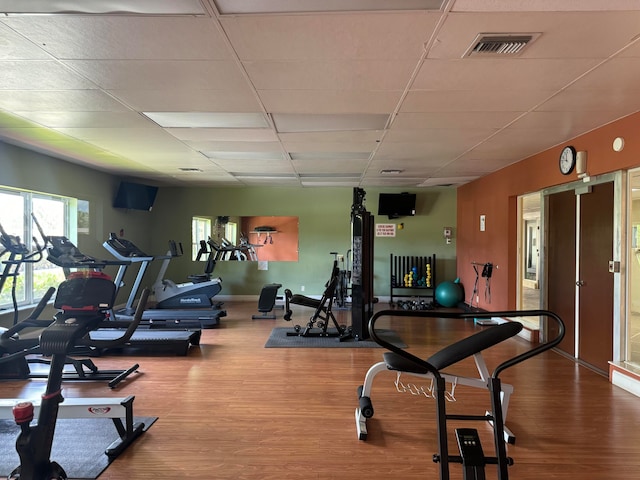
[152,240,222,309]
[0,222,46,326]
[3,272,149,480]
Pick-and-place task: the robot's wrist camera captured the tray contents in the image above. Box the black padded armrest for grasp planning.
[427,322,522,370]
[381,322,522,374]
[369,309,565,380]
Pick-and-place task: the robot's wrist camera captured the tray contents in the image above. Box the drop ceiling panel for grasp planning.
[110,88,263,112]
[567,57,640,92]
[13,111,152,129]
[452,0,640,12]
[360,177,424,187]
[375,142,469,160]
[0,61,98,89]
[281,141,378,153]
[0,90,128,112]
[436,158,510,176]
[258,90,401,114]
[383,128,496,145]
[221,13,439,61]
[428,11,640,60]
[2,16,229,61]
[186,141,283,152]
[293,159,368,173]
[368,157,450,171]
[412,58,600,91]
[617,39,640,58]
[237,177,301,186]
[278,130,383,144]
[167,128,279,142]
[212,159,295,173]
[65,60,249,91]
[390,111,521,130]
[244,60,417,91]
[402,89,555,113]
[509,110,626,135]
[535,87,640,113]
[0,23,50,60]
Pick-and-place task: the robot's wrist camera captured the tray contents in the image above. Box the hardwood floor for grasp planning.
[4,301,640,479]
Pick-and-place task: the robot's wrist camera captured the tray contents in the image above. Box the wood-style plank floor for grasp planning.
[4,301,640,479]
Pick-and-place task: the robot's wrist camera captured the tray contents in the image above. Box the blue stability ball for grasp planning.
[435,279,463,308]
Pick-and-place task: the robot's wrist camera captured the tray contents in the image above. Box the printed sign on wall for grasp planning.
[375,223,396,237]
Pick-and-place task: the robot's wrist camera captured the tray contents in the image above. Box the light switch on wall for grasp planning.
[480,215,486,232]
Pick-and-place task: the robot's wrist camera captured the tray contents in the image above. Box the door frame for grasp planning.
[540,171,625,364]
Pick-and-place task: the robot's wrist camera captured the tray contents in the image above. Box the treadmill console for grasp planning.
[105,233,150,258]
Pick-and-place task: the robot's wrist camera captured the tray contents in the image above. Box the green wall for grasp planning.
[0,140,458,327]
[151,185,458,297]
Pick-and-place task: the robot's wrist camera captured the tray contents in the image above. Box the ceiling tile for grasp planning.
[0,61,98,89]
[221,13,439,60]
[65,60,248,90]
[0,90,128,112]
[412,58,600,91]
[2,16,228,60]
[244,60,417,91]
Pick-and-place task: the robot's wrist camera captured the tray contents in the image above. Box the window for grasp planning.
[0,187,74,312]
[192,216,211,261]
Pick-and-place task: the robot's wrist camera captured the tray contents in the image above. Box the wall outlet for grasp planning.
[300,285,305,292]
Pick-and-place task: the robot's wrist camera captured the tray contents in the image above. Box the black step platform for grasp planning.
[89,329,200,356]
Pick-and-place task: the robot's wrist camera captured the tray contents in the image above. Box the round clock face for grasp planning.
[559,146,576,175]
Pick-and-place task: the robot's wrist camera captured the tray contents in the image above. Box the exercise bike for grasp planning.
[0,222,138,385]
[3,272,149,480]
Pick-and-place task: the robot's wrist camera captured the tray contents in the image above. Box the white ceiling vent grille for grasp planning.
[464,33,540,58]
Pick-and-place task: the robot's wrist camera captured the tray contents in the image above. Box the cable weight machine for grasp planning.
[350,188,374,340]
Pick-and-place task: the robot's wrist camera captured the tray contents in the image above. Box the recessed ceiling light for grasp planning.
[213,0,445,14]
[301,180,361,187]
[290,152,371,161]
[231,173,297,179]
[143,112,270,129]
[272,114,388,133]
[299,173,361,179]
[202,151,285,160]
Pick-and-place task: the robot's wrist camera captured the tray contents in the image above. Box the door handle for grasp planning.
[576,280,585,287]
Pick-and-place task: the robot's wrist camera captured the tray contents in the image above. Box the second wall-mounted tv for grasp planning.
[378,192,416,219]
[113,181,158,211]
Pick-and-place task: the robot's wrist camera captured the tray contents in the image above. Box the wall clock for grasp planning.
[559,146,576,175]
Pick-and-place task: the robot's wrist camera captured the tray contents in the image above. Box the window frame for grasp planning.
[0,186,75,311]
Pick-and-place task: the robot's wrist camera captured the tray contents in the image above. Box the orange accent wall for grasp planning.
[241,216,299,262]
[457,111,640,311]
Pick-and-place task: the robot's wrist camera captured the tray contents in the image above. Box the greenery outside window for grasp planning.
[0,187,74,311]
[192,216,211,261]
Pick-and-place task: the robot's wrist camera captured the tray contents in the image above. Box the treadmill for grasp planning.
[32,216,199,355]
[103,234,226,328]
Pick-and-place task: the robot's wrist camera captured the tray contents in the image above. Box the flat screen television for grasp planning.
[113,181,158,211]
[378,192,416,218]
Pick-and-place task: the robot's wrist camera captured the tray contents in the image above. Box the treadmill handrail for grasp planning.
[80,288,150,349]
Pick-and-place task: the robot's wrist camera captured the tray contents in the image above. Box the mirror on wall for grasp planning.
[211,216,299,262]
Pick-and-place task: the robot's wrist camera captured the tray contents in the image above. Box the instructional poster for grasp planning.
[375,223,396,237]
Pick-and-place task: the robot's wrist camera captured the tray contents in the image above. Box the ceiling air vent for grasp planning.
[464,33,540,58]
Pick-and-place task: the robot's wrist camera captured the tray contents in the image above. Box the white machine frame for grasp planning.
[355,351,515,443]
